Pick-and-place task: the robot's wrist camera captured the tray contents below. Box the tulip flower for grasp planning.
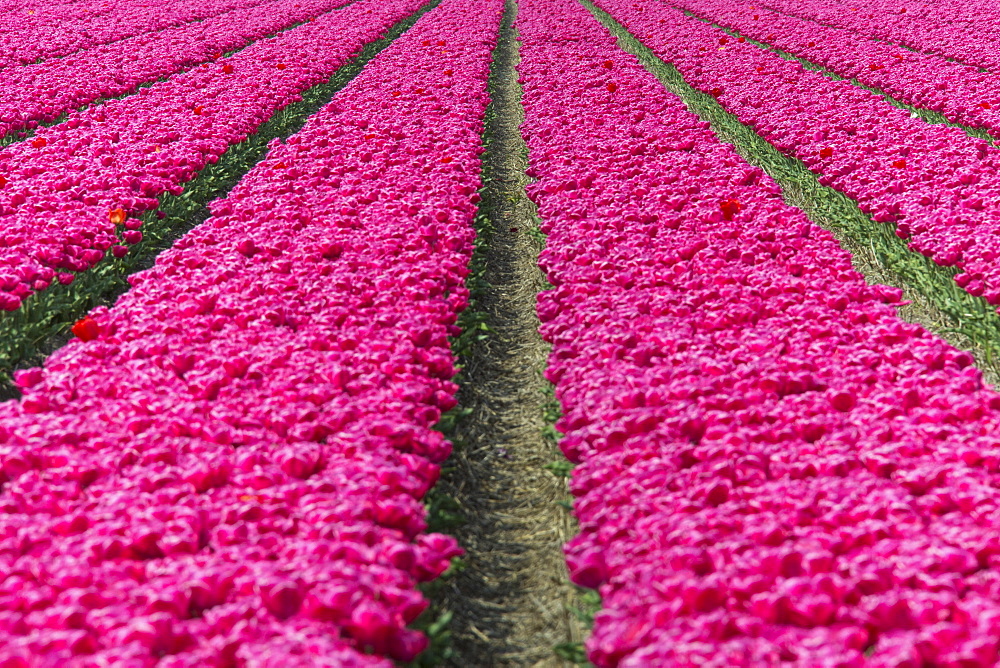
[108,208,126,225]
[70,315,100,342]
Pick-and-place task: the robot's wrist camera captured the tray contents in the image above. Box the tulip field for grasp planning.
[6,0,1000,663]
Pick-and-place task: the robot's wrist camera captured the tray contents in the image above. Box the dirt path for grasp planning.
[435,1,583,665]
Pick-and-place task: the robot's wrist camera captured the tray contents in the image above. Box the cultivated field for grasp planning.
[0,0,997,665]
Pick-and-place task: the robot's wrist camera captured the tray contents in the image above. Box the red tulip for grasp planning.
[71,316,100,342]
[109,208,126,225]
[720,198,742,220]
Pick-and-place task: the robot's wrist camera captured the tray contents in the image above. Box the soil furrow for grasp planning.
[435,1,583,665]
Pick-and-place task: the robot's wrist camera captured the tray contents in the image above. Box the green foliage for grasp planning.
[408,610,456,667]
[540,382,565,453]
[408,558,469,668]
[527,221,547,247]
[541,388,562,424]
[568,588,603,627]
[554,642,594,666]
[425,486,466,533]
[552,588,602,665]
[544,459,574,478]
[433,405,474,436]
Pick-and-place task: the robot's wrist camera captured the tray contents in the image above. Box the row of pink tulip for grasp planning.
[0,0,272,70]
[0,0,180,32]
[520,0,1000,664]
[0,0,147,29]
[0,0,500,661]
[0,0,169,35]
[599,0,1000,311]
[0,0,352,142]
[667,0,1000,141]
[759,0,1000,72]
[0,0,422,312]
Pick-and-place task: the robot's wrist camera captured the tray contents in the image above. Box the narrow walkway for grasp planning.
[436,0,583,664]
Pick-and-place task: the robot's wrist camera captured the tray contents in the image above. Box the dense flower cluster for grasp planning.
[600,0,1000,311]
[760,0,1000,72]
[0,0,422,312]
[673,0,1000,141]
[0,0,352,141]
[0,0,499,662]
[0,0,267,68]
[520,0,1000,664]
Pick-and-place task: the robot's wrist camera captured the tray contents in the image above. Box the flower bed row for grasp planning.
[0,0,500,661]
[0,0,271,70]
[0,0,351,142]
[599,0,1000,313]
[759,0,1000,72]
[520,0,1000,665]
[0,0,423,313]
[670,0,1000,141]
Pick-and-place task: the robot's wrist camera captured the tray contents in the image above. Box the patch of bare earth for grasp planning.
[435,1,584,665]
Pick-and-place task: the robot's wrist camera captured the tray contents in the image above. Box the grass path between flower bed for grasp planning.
[0,0,439,398]
[430,0,585,664]
[584,0,1000,384]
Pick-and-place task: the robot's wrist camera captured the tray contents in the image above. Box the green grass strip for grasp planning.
[0,0,442,398]
[582,0,1000,381]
